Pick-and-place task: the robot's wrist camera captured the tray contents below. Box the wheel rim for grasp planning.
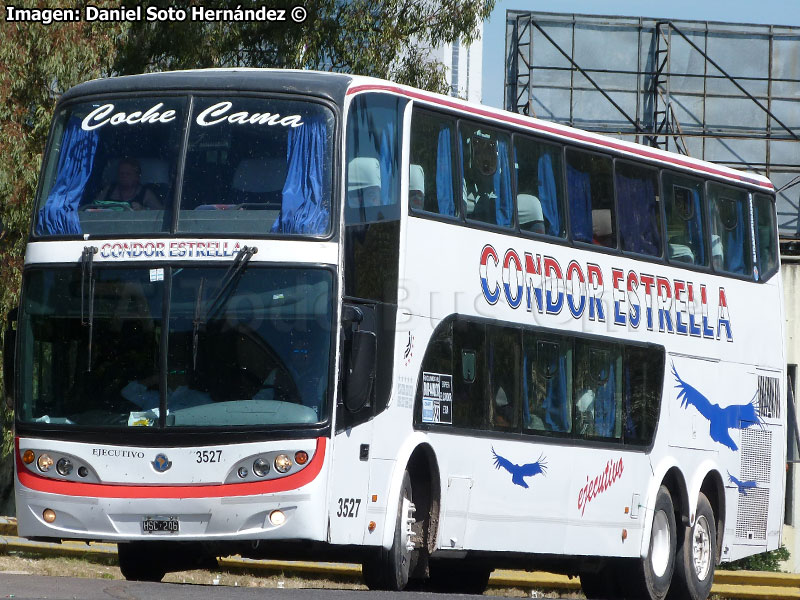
[650,510,671,578]
[692,515,712,581]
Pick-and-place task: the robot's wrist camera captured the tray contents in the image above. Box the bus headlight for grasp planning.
[37,454,54,473]
[274,454,292,473]
[252,457,270,477]
[56,457,73,476]
[22,450,35,465]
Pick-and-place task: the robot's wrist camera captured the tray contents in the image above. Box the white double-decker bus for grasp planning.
[6,69,785,600]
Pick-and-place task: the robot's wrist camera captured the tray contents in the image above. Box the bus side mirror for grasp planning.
[3,307,17,410]
[344,329,376,413]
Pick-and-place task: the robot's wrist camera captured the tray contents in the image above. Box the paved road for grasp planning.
[0,574,526,600]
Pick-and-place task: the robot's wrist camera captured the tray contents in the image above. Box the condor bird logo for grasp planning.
[672,364,763,451]
[728,471,758,495]
[491,447,547,489]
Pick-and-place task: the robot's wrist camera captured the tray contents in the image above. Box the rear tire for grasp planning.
[362,471,415,590]
[117,542,167,582]
[625,485,676,600]
[669,493,716,600]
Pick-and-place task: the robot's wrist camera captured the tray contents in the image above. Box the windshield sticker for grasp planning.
[81,103,177,131]
[421,372,452,424]
[149,268,164,282]
[195,101,304,128]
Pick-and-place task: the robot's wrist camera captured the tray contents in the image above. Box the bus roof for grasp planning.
[60,69,773,192]
[344,74,775,193]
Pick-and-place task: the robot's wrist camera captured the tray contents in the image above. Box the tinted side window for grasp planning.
[461,123,514,228]
[566,150,615,247]
[707,182,752,276]
[514,136,566,237]
[622,346,662,445]
[663,172,706,266]
[754,193,779,279]
[616,162,662,257]
[573,340,622,440]
[453,319,486,428]
[409,110,458,218]
[345,94,402,222]
[487,327,520,431]
[523,333,572,434]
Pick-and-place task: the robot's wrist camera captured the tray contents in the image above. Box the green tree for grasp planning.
[0,0,126,514]
[114,0,494,93]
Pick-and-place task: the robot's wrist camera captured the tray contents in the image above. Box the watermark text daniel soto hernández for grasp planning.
[5,4,308,24]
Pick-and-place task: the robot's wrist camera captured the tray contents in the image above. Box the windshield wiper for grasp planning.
[80,246,98,372]
[191,277,205,371]
[191,246,258,369]
[204,245,258,321]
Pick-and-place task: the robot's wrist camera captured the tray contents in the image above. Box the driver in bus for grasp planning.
[93,158,163,210]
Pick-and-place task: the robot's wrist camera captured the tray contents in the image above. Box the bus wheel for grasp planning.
[117,542,167,582]
[427,559,491,595]
[362,470,416,590]
[669,493,716,600]
[627,485,676,600]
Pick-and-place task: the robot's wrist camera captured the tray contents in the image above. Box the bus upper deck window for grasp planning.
[707,182,752,276]
[754,193,779,279]
[34,97,186,237]
[408,110,458,218]
[514,136,566,238]
[663,172,706,266]
[461,123,513,229]
[616,162,662,257]
[566,149,615,247]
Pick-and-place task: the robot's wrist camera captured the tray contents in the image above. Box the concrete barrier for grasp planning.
[1,517,798,598]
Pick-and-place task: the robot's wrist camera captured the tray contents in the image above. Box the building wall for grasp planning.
[425,25,483,103]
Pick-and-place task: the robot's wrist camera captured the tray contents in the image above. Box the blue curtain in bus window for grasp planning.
[721,202,746,273]
[537,153,560,236]
[617,173,658,255]
[544,355,569,432]
[36,117,98,235]
[492,138,512,227]
[270,117,328,234]
[593,363,616,437]
[567,165,592,242]
[435,127,455,216]
[379,123,395,206]
[688,189,705,264]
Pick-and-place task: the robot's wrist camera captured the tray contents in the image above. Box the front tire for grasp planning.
[362,471,415,590]
[626,485,677,600]
[669,493,716,600]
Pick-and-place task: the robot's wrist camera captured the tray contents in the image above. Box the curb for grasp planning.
[1,517,799,599]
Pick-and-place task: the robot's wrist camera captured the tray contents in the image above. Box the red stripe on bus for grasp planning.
[15,437,326,499]
[346,83,775,192]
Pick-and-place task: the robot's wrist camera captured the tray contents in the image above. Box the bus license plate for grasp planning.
[141,517,179,534]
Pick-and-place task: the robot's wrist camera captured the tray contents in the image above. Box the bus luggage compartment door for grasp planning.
[440,476,472,549]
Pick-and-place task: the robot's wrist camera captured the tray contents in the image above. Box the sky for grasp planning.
[481,0,800,109]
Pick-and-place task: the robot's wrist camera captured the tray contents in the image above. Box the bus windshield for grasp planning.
[18,265,332,429]
[35,96,335,237]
